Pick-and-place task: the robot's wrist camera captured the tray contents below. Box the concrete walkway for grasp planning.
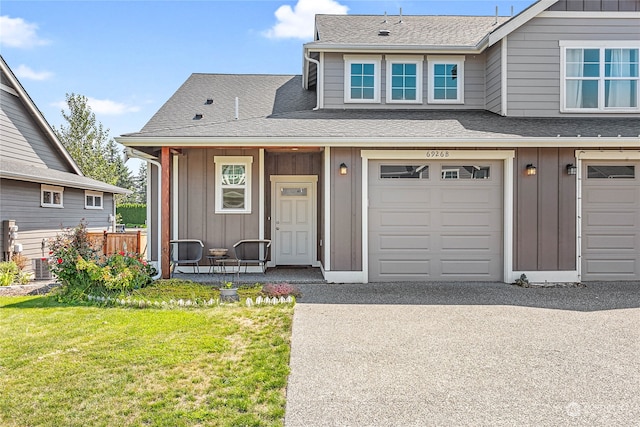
[285,282,640,426]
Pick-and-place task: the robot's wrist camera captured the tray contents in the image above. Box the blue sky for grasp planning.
[2,0,535,146]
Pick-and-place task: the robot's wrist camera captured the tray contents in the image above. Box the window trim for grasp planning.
[344,55,382,104]
[85,190,103,210]
[385,56,424,104]
[559,40,639,113]
[41,184,64,208]
[214,156,253,214]
[427,55,465,104]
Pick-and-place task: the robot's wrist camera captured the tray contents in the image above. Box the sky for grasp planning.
[1,0,536,171]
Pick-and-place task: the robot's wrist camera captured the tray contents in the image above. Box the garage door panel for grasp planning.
[379,260,431,276]
[377,188,431,205]
[441,259,493,275]
[584,259,637,276]
[440,211,494,228]
[584,212,638,228]
[376,211,431,228]
[378,234,431,251]
[585,234,636,250]
[440,235,496,251]
[584,188,638,205]
[441,188,499,205]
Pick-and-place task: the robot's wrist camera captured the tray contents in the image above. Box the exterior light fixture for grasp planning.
[566,164,577,175]
[339,163,348,175]
[526,164,537,176]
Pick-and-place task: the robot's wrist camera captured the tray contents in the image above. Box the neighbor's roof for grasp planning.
[310,15,512,48]
[0,159,131,194]
[119,73,639,143]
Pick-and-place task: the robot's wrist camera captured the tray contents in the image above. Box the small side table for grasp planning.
[207,255,229,275]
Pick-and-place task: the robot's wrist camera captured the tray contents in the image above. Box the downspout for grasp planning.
[125,147,163,280]
[304,53,321,111]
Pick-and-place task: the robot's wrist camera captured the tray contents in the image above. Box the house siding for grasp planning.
[485,41,503,114]
[0,178,114,272]
[549,0,640,11]
[0,74,70,172]
[506,16,640,117]
[322,52,488,110]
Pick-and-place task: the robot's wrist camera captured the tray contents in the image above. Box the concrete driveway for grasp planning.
[284,282,640,426]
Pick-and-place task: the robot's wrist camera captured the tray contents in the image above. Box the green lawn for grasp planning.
[0,291,293,427]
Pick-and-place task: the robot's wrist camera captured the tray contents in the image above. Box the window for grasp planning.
[344,55,381,103]
[41,185,63,208]
[380,165,429,179]
[427,56,465,104]
[561,42,639,112]
[214,156,253,213]
[587,165,635,179]
[386,56,423,103]
[441,166,491,180]
[85,191,103,209]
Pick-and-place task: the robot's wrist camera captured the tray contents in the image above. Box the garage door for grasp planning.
[582,161,640,281]
[368,160,503,282]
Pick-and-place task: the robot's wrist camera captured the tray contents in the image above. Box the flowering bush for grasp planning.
[49,221,155,300]
[261,282,301,299]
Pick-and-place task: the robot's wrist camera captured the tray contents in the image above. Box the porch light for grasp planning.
[339,163,348,175]
[566,164,577,175]
[526,164,537,176]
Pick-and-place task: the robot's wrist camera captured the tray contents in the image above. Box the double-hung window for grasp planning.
[41,185,63,208]
[561,41,639,112]
[386,56,423,104]
[214,156,252,214]
[344,55,381,103]
[427,56,465,104]
[85,191,103,209]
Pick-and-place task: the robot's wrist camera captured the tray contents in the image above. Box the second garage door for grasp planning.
[368,160,503,282]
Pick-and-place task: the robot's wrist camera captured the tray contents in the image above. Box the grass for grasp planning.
[0,281,294,427]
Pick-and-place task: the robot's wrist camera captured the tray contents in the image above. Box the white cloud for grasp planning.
[14,64,53,81]
[0,15,50,48]
[52,97,141,116]
[264,0,348,40]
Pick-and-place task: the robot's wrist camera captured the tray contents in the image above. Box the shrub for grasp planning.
[117,203,146,227]
[261,282,301,299]
[0,261,19,286]
[11,253,28,270]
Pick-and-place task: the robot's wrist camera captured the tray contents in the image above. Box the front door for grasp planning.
[271,176,317,265]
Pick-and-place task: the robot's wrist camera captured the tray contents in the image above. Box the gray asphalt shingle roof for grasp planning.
[311,15,511,47]
[123,73,639,141]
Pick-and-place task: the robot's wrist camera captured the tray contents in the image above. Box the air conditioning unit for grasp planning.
[33,258,52,280]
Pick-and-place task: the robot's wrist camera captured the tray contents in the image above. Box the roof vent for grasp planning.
[378,29,390,36]
[194,113,203,120]
[205,98,213,105]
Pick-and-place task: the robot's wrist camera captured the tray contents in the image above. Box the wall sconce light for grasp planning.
[339,163,348,175]
[566,164,577,175]
[526,164,537,176]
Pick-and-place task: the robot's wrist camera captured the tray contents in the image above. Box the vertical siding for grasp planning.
[507,16,640,117]
[549,0,640,11]
[513,147,577,271]
[0,76,70,171]
[485,41,503,114]
[0,178,114,272]
[322,52,488,110]
[330,147,362,271]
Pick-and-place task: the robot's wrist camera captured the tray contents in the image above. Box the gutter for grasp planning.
[125,147,163,280]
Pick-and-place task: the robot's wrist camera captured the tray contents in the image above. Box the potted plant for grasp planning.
[219,281,239,302]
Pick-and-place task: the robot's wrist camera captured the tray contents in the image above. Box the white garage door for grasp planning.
[368,160,503,282]
[582,161,640,281]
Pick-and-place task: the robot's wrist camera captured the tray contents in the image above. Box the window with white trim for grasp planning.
[386,56,423,104]
[344,55,381,103]
[561,42,639,112]
[41,185,63,208]
[427,56,465,104]
[85,191,103,209]
[214,156,252,213]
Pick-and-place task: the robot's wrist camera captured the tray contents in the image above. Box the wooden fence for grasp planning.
[87,231,146,257]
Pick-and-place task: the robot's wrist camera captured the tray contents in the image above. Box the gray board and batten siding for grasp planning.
[322,52,488,110]
[0,76,69,172]
[506,16,640,117]
[548,0,640,12]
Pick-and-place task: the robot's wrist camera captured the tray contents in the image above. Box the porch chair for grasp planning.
[169,239,204,276]
[232,239,271,275]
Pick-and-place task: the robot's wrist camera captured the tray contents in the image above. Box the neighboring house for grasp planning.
[0,56,130,276]
[118,0,639,283]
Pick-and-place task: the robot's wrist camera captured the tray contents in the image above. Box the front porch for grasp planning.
[169,266,326,285]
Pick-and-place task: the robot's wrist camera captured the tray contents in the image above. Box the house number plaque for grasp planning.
[425,150,450,158]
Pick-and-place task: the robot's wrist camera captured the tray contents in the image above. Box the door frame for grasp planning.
[269,175,318,267]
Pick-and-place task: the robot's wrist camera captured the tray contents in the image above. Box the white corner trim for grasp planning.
[319,52,325,109]
[172,154,179,240]
[259,149,265,239]
[324,147,332,271]
[501,36,508,116]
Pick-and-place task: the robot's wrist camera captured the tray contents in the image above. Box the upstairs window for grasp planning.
[427,56,465,104]
[214,156,252,214]
[561,42,639,112]
[386,56,423,104]
[41,185,63,208]
[85,191,103,209]
[344,55,381,103]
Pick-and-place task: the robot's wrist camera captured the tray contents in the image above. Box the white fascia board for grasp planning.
[303,43,485,55]
[576,150,640,160]
[540,11,640,18]
[488,0,558,47]
[116,136,640,148]
[0,171,131,194]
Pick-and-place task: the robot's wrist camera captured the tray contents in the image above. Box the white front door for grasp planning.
[272,176,317,265]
